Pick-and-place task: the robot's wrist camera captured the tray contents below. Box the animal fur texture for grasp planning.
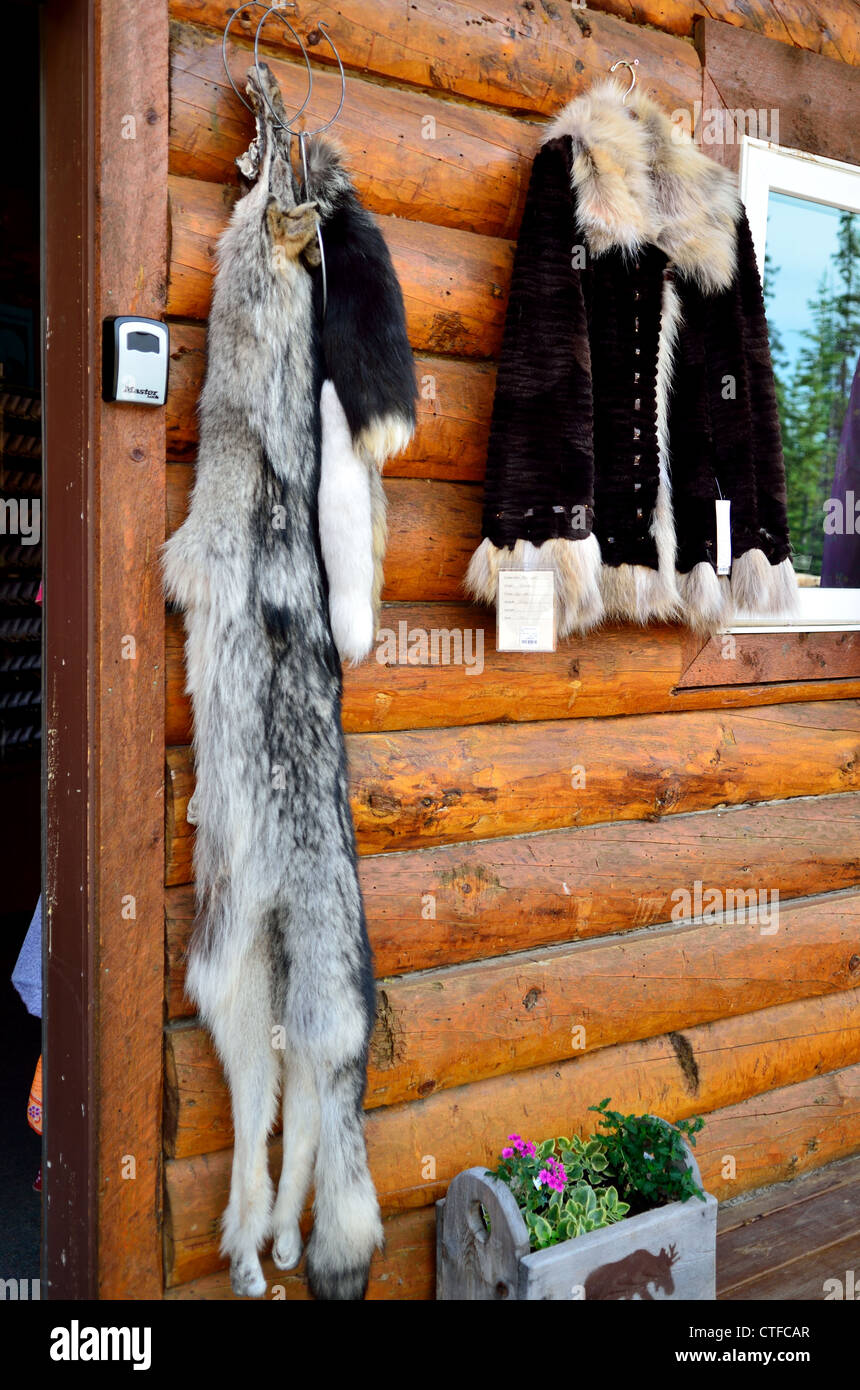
[162,64,414,1301]
[469,77,798,635]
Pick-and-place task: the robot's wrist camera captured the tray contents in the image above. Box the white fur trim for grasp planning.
[731,549,799,619]
[465,534,604,637]
[319,379,376,664]
[354,413,414,470]
[651,272,683,611]
[678,562,732,633]
[599,563,680,625]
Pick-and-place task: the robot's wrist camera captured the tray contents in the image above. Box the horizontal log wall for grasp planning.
[165,700,860,881]
[165,889,860,1157]
[162,0,860,1297]
[166,794,860,1014]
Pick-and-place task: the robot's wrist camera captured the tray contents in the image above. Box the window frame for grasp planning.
[732,135,860,632]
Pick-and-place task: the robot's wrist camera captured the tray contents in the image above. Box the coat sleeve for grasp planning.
[734,207,793,567]
[707,207,792,568]
[479,135,595,552]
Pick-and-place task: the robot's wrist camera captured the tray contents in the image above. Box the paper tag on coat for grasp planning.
[497,570,556,652]
[715,499,732,576]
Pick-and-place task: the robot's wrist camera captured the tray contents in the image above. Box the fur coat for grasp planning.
[162,65,414,1301]
[467,78,799,635]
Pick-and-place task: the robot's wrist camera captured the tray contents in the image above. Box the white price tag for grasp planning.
[715,498,732,576]
[497,570,556,652]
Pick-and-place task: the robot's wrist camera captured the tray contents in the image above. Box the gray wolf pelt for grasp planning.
[162,64,414,1300]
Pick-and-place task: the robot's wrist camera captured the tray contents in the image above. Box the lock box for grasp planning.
[102,316,169,405]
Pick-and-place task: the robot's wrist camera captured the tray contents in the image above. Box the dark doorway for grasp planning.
[0,0,44,1294]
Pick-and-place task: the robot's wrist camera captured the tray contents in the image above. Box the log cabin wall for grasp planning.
[161,2,860,1298]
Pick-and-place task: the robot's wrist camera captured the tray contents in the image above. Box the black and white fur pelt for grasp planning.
[162,64,415,1301]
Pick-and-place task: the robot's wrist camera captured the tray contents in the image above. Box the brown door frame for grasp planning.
[42,0,167,1299]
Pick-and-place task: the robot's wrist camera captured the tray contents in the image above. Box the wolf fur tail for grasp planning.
[162,63,415,1300]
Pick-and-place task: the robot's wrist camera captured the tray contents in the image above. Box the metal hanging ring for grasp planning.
[223,3,270,113]
[252,4,315,132]
[609,57,639,104]
[225,2,312,123]
[293,21,346,136]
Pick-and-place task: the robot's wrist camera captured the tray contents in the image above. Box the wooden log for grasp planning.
[162,1006,860,1285]
[169,21,539,237]
[165,700,860,881]
[165,322,495,477]
[164,1204,437,1301]
[165,600,860,746]
[165,324,206,462]
[165,794,860,1017]
[166,468,482,603]
[347,700,860,854]
[678,629,860,687]
[168,1,702,118]
[694,17,860,169]
[164,890,860,1157]
[167,174,513,351]
[586,1,859,66]
[164,607,693,744]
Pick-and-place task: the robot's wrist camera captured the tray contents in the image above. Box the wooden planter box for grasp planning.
[436,1138,717,1300]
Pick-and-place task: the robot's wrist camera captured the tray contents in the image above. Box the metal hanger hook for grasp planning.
[252,4,315,132]
[295,21,346,136]
[609,58,639,104]
[223,2,313,126]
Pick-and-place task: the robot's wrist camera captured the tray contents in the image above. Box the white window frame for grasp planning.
[733,135,860,631]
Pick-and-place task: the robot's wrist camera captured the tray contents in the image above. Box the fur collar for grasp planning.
[543,78,741,293]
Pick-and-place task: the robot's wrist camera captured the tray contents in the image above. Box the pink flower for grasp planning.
[523,1140,537,1157]
[501,1147,514,1159]
[538,1155,567,1192]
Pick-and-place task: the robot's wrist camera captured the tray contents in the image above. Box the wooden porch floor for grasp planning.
[717,1154,860,1300]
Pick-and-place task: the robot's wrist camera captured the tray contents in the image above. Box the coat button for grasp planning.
[634,347,641,356]
[634,398,641,411]
[633,427,641,439]
[634,481,641,491]
[633,455,640,465]
[636,508,643,520]
[634,371,640,383]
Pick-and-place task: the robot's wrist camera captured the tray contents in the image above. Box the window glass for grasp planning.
[763,192,860,589]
